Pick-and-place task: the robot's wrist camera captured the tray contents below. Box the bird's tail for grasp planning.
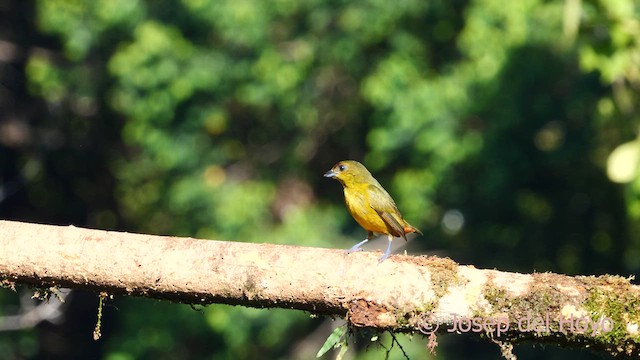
[404,224,423,236]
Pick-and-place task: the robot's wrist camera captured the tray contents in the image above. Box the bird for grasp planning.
[324,160,422,262]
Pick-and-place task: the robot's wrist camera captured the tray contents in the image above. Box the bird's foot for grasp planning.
[378,252,390,263]
[345,238,369,254]
[377,238,394,264]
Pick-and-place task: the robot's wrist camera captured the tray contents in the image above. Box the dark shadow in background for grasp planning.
[438,44,624,360]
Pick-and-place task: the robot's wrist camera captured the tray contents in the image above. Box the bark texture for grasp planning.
[0,220,639,357]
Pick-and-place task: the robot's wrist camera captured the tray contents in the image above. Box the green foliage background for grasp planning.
[0,0,639,358]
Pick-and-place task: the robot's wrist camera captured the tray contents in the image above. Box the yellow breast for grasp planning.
[343,186,389,234]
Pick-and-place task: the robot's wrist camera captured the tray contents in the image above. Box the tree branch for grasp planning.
[0,220,638,357]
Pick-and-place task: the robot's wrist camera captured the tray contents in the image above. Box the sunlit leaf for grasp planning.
[316,325,346,358]
[607,139,640,183]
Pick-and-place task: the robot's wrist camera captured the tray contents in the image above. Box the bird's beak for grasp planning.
[324,170,337,178]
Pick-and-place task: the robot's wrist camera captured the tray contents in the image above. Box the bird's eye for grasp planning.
[338,164,346,171]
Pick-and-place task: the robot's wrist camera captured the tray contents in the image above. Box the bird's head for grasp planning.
[324,160,372,187]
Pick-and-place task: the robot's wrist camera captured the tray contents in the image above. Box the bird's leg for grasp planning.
[378,234,394,263]
[345,231,373,254]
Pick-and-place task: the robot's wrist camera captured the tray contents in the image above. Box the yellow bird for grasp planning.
[324,160,422,262]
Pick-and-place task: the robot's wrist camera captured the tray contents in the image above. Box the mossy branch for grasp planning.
[0,220,638,357]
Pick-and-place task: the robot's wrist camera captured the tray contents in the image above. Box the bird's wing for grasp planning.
[366,184,406,239]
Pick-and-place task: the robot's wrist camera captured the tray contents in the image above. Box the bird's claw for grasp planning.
[378,253,390,263]
[344,238,369,255]
[377,238,393,264]
[345,247,364,254]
